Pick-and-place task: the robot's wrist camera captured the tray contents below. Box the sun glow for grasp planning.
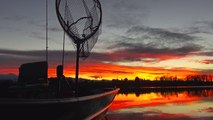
[1,61,208,80]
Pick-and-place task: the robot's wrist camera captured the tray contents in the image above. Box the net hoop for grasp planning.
[56,0,102,44]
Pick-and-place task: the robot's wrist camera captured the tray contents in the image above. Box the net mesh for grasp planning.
[56,0,102,59]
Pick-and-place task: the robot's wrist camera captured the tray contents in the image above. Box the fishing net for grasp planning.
[56,0,102,58]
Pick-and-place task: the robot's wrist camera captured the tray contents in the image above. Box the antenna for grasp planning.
[46,0,49,83]
[56,0,102,96]
[62,0,67,71]
[46,0,48,63]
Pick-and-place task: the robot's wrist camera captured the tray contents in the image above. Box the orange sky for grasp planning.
[0,49,212,80]
[0,60,208,80]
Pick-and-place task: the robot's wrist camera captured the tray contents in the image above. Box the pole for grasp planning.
[75,43,80,96]
[46,0,48,63]
[46,0,49,83]
[62,0,68,70]
[62,11,66,69]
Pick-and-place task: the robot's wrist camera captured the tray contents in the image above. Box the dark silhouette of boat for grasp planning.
[0,0,119,119]
[0,61,119,120]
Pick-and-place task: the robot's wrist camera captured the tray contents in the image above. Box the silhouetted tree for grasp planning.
[135,77,140,82]
[124,78,128,82]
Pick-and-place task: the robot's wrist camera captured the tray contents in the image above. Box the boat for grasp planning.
[0,61,119,120]
[0,0,119,119]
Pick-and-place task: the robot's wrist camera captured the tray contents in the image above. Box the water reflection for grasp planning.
[107,87,213,120]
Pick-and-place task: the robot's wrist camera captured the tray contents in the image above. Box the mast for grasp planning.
[62,0,67,70]
[62,29,65,68]
[75,43,80,96]
[46,0,49,82]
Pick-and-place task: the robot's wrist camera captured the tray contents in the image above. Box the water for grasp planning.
[106,87,213,120]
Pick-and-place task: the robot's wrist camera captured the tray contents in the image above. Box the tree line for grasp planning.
[92,74,213,89]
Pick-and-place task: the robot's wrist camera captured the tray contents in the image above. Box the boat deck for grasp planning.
[0,82,110,99]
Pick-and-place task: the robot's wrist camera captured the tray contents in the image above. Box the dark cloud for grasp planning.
[0,49,76,68]
[0,49,44,68]
[127,26,196,42]
[105,42,202,62]
[194,51,213,57]
[100,25,211,63]
[0,49,43,56]
[184,21,213,34]
[115,42,201,53]
[0,40,206,72]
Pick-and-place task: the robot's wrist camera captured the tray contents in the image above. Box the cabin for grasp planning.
[18,61,48,84]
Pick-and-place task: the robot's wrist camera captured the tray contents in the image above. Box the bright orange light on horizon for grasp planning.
[46,63,206,80]
[1,62,211,80]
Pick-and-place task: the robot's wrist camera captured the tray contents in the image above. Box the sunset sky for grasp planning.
[0,0,213,80]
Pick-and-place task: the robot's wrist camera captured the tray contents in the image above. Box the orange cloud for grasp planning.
[201,60,213,64]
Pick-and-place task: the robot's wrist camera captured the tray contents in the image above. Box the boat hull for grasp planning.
[0,88,119,120]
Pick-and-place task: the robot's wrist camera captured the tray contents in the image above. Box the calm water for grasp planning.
[106,87,213,120]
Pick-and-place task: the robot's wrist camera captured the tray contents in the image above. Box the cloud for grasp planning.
[199,107,213,113]
[0,38,203,67]
[200,60,213,64]
[106,42,202,62]
[0,49,76,68]
[114,25,204,57]
[30,32,47,40]
[127,26,196,42]
[193,51,213,57]
[184,21,213,34]
[1,48,211,79]
[103,0,148,28]
[28,21,62,32]
[98,25,210,63]
[48,27,62,32]
[1,15,24,21]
